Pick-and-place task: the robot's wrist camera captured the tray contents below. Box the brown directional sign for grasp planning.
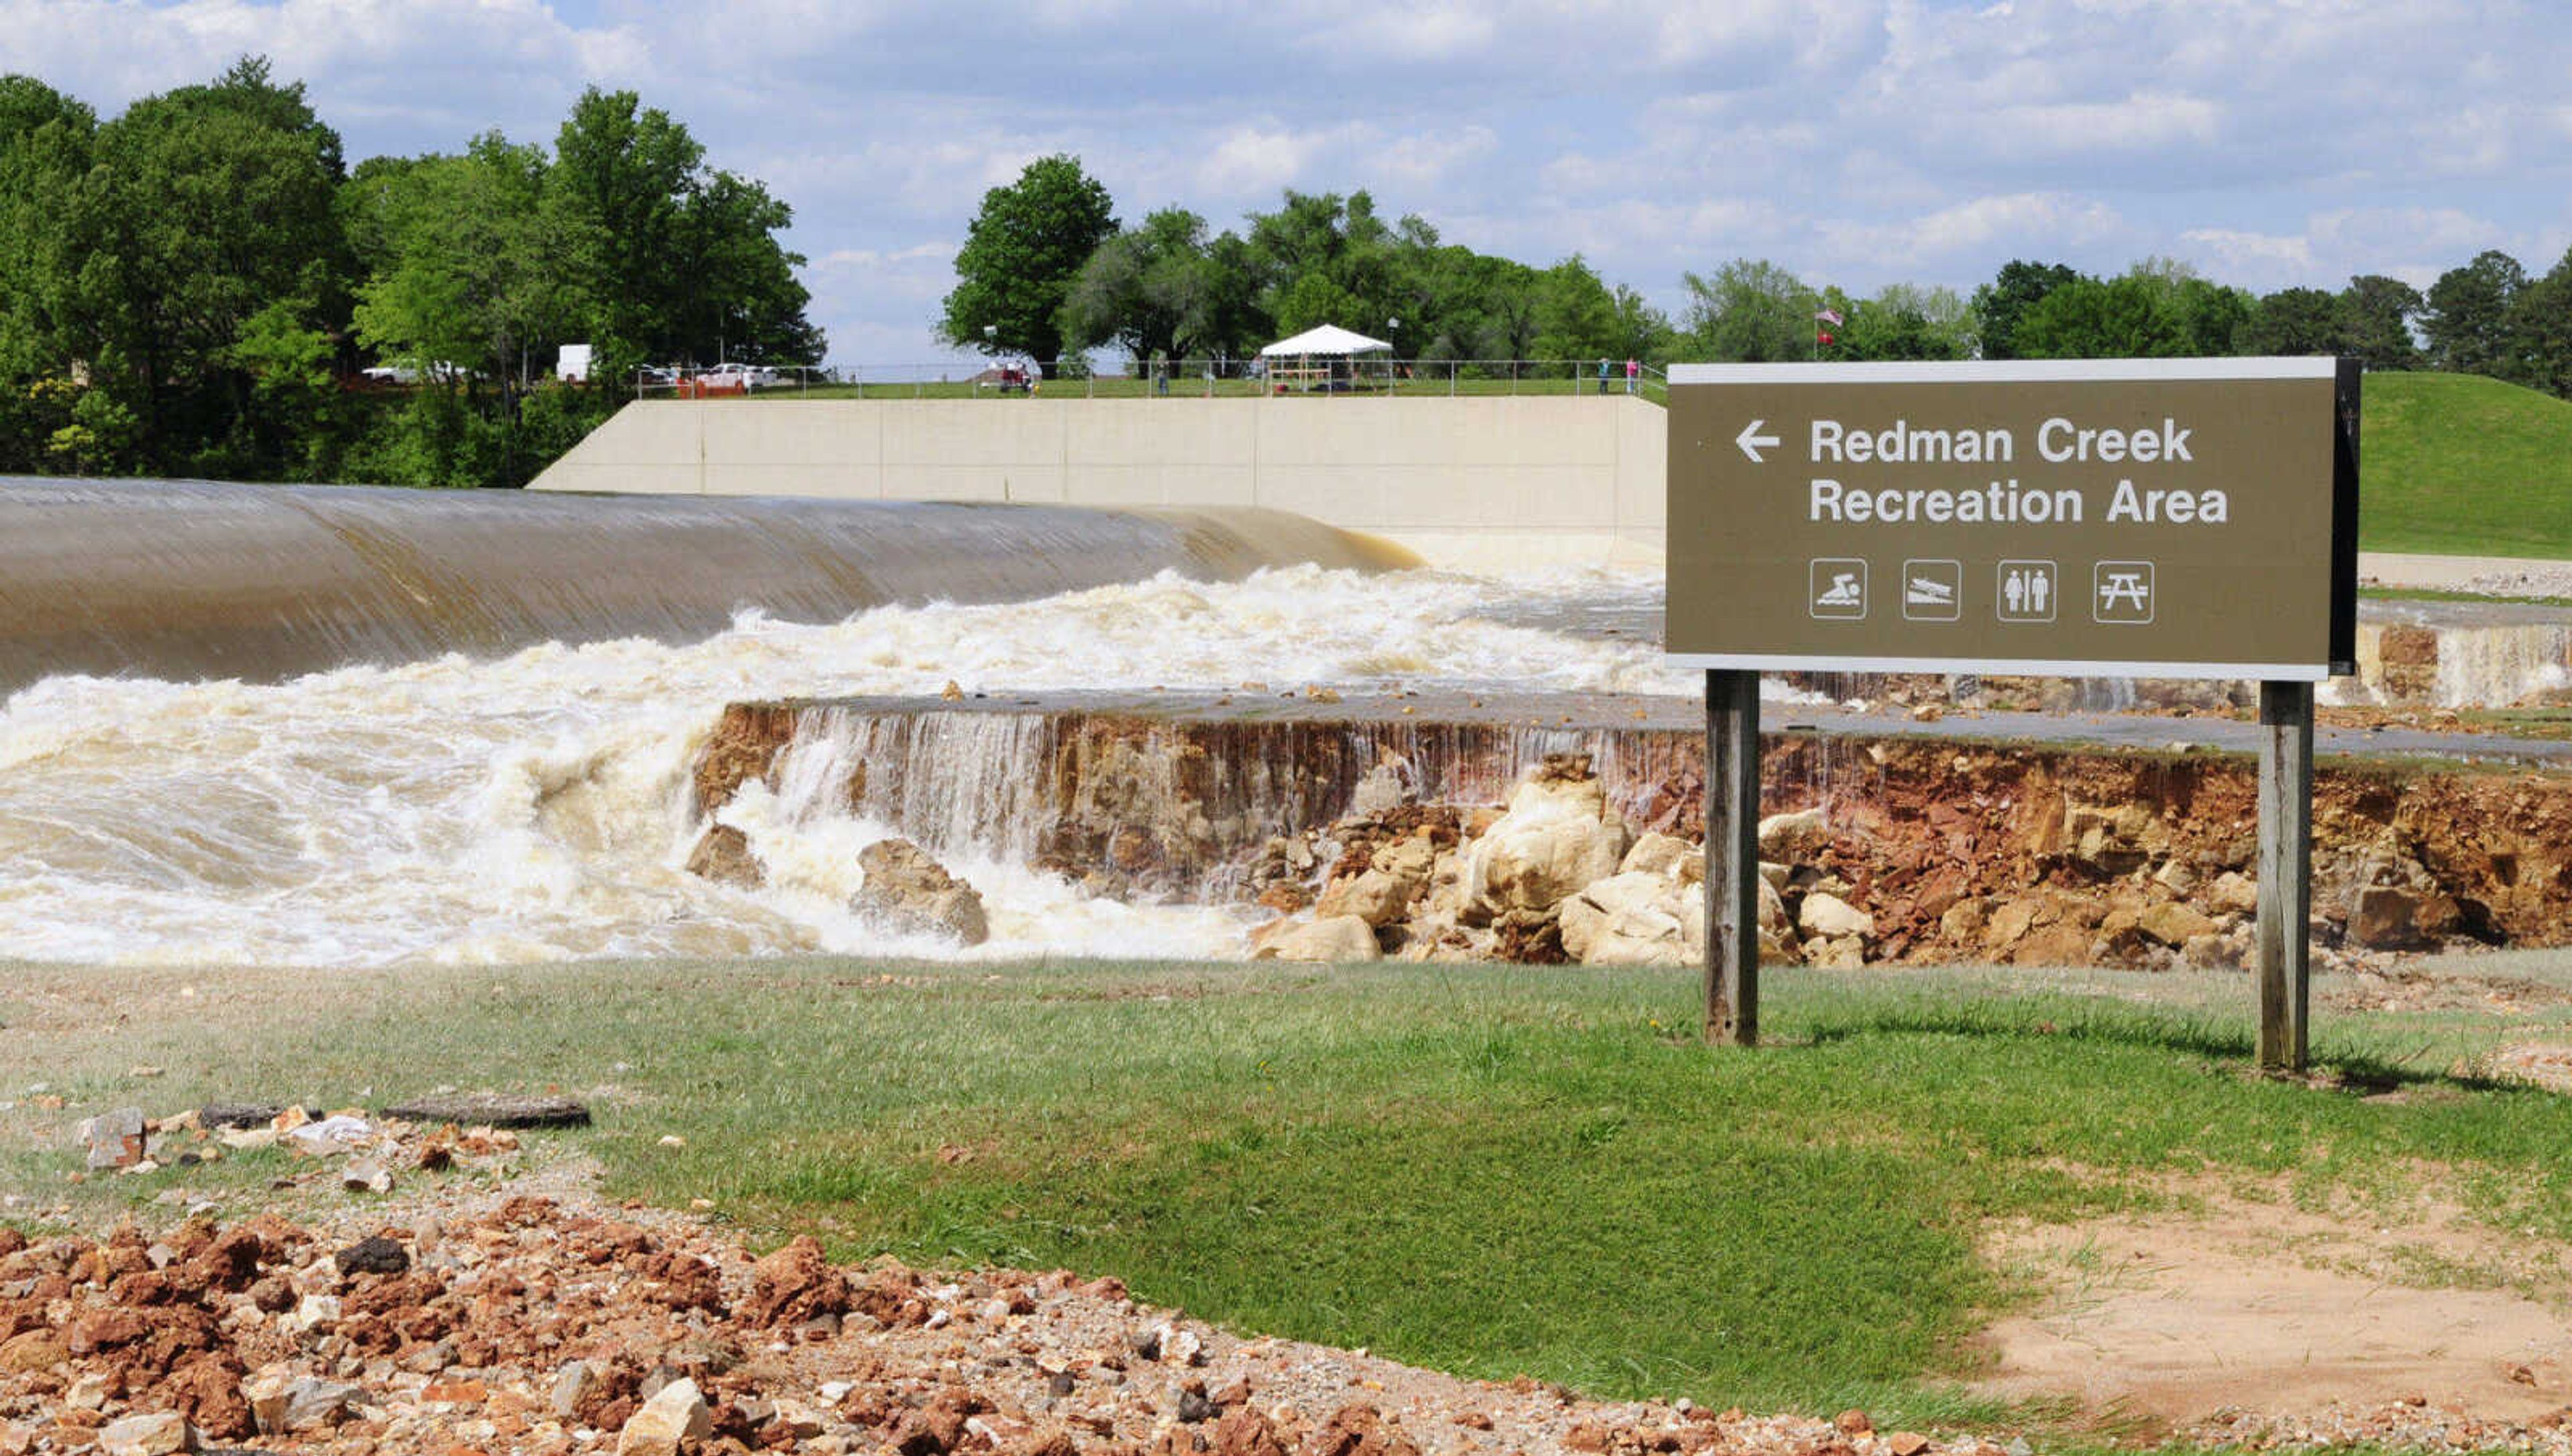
[1666,359,2358,680]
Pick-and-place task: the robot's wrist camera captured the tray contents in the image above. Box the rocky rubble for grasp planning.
[71,1101,530,1196]
[0,1196,2047,1456]
[687,702,2572,968]
[1240,750,2530,970]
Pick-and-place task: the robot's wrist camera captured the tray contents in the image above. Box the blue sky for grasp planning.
[3,0,2566,367]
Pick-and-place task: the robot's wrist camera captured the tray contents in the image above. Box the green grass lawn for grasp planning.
[2362,372,2572,558]
[10,954,2572,1431]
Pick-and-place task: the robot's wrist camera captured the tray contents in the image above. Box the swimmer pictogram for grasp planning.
[1808,558,1867,620]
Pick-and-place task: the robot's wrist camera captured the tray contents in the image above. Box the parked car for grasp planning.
[698,364,780,391]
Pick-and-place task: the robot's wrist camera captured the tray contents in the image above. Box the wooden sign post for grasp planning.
[1704,668,1762,1046]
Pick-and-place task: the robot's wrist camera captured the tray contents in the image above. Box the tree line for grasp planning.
[8,89,2567,490]
[936,157,1664,379]
[939,155,2572,403]
[0,59,819,486]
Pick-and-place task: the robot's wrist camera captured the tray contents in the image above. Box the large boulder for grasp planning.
[1559,872,1702,966]
[2062,802,2163,875]
[1757,808,1832,865]
[1620,832,1698,881]
[684,824,762,888]
[2209,870,2261,916]
[2349,883,2462,948]
[1796,891,1873,941]
[1251,914,1382,962]
[851,840,989,946]
[1315,831,1441,928]
[2137,901,2220,947]
[1313,869,1404,926]
[1464,755,1631,918]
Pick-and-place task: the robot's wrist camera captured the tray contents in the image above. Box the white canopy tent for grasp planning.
[1257,323,1396,393]
[1257,323,1392,357]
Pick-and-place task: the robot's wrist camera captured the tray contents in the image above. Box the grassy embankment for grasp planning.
[2360,372,2572,559]
[9,954,2572,1430]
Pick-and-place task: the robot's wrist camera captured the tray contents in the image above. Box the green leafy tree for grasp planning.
[2502,247,2572,398]
[1681,259,1816,362]
[2170,277,2255,356]
[1530,255,1619,361]
[1058,207,1217,366]
[668,170,820,365]
[1973,261,2079,360]
[0,76,97,386]
[350,133,579,384]
[2234,287,2344,356]
[1192,229,1268,368]
[1244,190,1407,342]
[1835,283,1977,361]
[227,297,342,476]
[2336,275,2423,370]
[549,89,700,361]
[1461,254,1545,361]
[939,154,1117,377]
[70,57,352,471]
[2012,274,2194,358]
[2423,250,2525,375]
[46,385,139,474]
[1605,283,1674,366]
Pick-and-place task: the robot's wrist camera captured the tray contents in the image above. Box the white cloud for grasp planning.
[1193,125,1322,200]
[2179,228,2315,281]
[1298,3,1496,62]
[2,0,2567,363]
[1818,193,2128,275]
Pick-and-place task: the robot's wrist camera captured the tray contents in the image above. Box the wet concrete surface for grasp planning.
[1482,579,2572,644]
[766,687,2572,768]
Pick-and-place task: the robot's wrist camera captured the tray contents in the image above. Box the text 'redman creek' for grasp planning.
[1804,415,2229,526]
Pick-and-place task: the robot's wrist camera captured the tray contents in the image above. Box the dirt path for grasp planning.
[1979,1195,2572,1430]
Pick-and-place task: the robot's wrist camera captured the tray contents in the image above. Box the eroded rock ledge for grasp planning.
[689,696,2572,967]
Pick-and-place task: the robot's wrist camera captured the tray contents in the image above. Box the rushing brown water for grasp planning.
[0,478,1416,690]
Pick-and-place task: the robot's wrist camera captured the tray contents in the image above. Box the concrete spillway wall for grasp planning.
[0,478,1413,691]
[528,396,1669,568]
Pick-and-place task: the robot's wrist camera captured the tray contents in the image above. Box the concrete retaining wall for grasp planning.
[528,396,1668,568]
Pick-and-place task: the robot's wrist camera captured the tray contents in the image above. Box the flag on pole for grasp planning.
[1814,308,1845,326]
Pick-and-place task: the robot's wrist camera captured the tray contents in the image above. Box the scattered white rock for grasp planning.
[96,1412,188,1456]
[618,1376,713,1456]
[1252,914,1381,962]
[1796,891,1874,941]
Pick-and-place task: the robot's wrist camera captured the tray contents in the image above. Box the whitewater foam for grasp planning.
[0,564,1696,968]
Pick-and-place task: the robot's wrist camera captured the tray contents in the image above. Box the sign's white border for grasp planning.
[1668,358,2340,385]
[1667,652,2330,683]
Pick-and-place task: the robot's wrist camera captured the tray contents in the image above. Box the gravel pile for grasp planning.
[8,1189,2572,1454]
[0,1194,1995,1456]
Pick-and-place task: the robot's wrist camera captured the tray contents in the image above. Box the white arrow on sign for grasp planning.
[1735,419,1781,463]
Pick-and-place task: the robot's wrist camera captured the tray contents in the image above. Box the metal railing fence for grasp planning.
[631,359,1672,403]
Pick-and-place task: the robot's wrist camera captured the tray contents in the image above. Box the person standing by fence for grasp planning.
[1624,357,1639,394]
[1597,358,1610,394]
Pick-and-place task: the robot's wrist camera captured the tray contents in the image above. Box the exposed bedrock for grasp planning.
[691,700,2572,966]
